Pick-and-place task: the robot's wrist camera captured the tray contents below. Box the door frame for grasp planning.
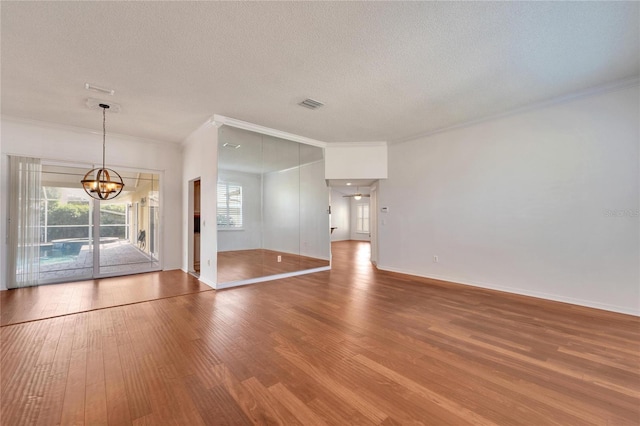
[187,177,201,275]
[369,182,379,265]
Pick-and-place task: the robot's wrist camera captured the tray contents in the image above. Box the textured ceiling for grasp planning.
[2,2,638,144]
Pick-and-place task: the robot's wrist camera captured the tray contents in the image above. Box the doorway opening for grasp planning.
[328,180,379,265]
[188,178,201,277]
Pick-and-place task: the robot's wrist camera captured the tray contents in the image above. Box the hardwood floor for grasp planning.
[1,241,639,425]
[0,270,210,326]
[217,249,330,284]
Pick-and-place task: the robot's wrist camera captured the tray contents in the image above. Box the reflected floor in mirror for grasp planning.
[217,249,329,284]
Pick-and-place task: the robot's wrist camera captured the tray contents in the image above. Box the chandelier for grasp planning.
[81,104,124,200]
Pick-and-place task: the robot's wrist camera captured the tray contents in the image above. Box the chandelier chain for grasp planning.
[102,105,106,171]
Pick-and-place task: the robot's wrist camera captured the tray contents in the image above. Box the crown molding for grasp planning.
[1,115,179,146]
[211,116,389,148]
[391,76,640,145]
[180,115,220,147]
[212,115,327,148]
[325,141,387,148]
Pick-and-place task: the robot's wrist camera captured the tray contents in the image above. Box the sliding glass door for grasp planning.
[8,159,161,287]
[98,172,160,276]
[39,173,95,283]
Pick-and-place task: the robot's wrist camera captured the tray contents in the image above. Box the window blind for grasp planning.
[217,182,243,228]
[356,203,370,233]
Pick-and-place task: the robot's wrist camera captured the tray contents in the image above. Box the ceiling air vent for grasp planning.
[298,98,324,110]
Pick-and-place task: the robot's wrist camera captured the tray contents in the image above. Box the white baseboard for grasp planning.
[198,276,217,289]
[299,253,331,261]
[217,265,331,290]
[376,265,639,317]
[180,268,217,289]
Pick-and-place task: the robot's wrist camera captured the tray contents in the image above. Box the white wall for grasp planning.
[350,198,371,241]
[325,143,388,180]
[330,189,350,241]
[0,123,4,289]
[217,169,262,252]
[378,85,640,315]
[182,120,218,288]
[0,118,183,290]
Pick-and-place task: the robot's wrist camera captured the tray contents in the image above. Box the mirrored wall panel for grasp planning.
[217,126,330,284]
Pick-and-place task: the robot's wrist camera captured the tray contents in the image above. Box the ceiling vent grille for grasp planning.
[298,98,324,110]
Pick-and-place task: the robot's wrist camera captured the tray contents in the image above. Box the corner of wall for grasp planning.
[181,119,219,284]
[198,276,217,290]
[378,85,639,315]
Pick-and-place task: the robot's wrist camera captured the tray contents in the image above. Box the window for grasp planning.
[356,203,369,234]
[217,182,243,229]
[7,159,161,287]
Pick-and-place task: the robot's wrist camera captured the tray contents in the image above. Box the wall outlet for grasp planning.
[207,259,211,266]
[433,255,439,263]
[277,255,282,262]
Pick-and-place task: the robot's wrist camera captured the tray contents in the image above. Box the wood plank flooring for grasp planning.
[217,249,329,284]
[1,241,639,425]
[0,270,210,326]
